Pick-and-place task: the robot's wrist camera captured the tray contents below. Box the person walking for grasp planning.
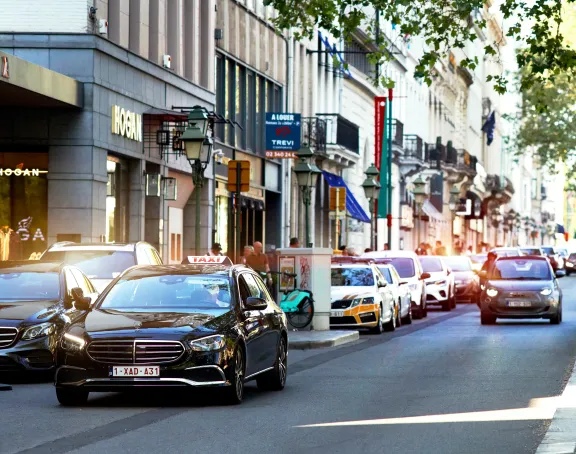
[208,243,223,257]
[246,241,272,288]
[415,243,427,255]
[434,240,447,256]
[241,245,254,264]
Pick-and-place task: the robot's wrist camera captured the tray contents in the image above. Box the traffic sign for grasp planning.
[227,160,250,193]
[329,187,346,211]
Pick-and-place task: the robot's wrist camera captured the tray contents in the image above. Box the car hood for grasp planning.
[425,272,447,283]
[331,286,374,302]
[0,300,61,326]
[83,308,234,338]
[487,280,552,292]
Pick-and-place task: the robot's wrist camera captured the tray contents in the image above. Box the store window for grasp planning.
[215,194,229,254]
[0,152,48,260]
[106,156,129,243]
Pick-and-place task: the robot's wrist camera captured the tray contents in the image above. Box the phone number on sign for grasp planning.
[265,151,297,159]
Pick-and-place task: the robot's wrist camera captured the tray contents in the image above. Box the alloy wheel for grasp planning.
[235,349,244,399]
[278,339,287,386]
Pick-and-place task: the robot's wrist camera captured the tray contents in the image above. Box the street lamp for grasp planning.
[181,106,213,255]
[449,185,460,254]
[412,176,428,251]
[362,164,381,250]
[293,145,321,247]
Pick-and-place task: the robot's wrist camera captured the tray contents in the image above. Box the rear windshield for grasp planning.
[387,258,416,278]
[0,272,60,300]
[569,253,576,261]
[490,259,552,281]
[521,248,541,255]
[541,247,554,255]
[443,258,472,272]
[419,257,443,273]
[331,267,374,286]
[41,250,136,280]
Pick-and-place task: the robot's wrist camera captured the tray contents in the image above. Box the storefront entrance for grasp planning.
[0,151,48,260]
[106,155,130,243]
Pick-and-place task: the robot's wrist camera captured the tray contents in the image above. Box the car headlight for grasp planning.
[486,288,498,297]
[435,280,447,286]
[61,333,86,352]
[21,322,55,341]
[351,298,362,307]
[567,262,574,267]
[362,297,375,305]
[540,288,553,296]
[190,335,226,352]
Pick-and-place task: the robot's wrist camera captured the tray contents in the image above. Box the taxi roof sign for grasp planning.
[331,256,374,264]
[182,256,233,266]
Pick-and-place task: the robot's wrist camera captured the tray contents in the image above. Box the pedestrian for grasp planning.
[415,242,427,256]
[241,245,254,265]
[435,240,447,256]
[289,237,300,248]
[339,245,348,256]
[383,243,390,250]
[364,248,373,253]
[480,251,497,285]
[207,243,223,257]
[246,241,273,288]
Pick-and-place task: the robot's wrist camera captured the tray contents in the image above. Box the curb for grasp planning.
[0,383,12,391]
[288,332,360,350]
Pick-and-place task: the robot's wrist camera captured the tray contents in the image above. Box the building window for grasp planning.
[344,39,374,77]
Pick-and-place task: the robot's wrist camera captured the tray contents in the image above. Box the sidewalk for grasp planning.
[288,330,359,350]
[536,361,576,454]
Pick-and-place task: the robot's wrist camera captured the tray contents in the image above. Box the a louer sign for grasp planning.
[112,105,142,142]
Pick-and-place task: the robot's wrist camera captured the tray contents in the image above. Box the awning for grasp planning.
[422,200,445,222]
[322,171,370,223]
[557,224,565,234]
[143,108,188,121]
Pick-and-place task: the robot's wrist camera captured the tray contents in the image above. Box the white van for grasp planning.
[362,251,430,319]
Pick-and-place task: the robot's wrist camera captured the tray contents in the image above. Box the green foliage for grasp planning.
[264,0,576,101]
[508,69,576,178]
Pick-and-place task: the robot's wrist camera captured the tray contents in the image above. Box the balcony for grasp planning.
[392,119,404,148]
[316,113,360,154]
[403,135,424,160]
[398,134,428,177]
[301,117,327,154]
[485,174,514,204]
[457,149,477,173]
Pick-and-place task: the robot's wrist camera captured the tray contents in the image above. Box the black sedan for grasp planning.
[54,262,289,406]
[443,256,480,304]
[479,256,562,325]
[0,261,98,373]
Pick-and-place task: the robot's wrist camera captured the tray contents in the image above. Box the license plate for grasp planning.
[507,301,532,307]
[110,366,160,377]
[331,310,344,317]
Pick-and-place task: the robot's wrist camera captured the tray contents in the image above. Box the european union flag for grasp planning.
[481,111,495,146]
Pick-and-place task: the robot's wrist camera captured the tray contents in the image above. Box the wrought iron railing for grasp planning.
[301,117,327,153]
[392,119,404,148]
[316,113,360,154]
[403,134,424,160]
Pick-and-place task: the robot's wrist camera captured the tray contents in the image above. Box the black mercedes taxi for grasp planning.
[54,258,289,406]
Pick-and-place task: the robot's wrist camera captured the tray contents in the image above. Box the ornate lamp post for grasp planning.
[362,164,381,250]
[448,185,460,253]
[490,206,502,247]
[180,106,213,255]
[293,145,321,247]
[412,176,428,250]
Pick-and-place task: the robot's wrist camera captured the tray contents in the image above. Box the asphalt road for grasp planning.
[3,278,576,454]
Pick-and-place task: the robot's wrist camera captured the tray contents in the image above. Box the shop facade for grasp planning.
[0,36,215,261]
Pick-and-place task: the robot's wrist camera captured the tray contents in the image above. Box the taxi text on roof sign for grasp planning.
[185,256,231,264]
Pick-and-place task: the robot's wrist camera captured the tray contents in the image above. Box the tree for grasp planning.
[264,0,576,97]
[507,69,576,178]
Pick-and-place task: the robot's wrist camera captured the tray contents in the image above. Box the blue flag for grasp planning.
[481,111,495,146]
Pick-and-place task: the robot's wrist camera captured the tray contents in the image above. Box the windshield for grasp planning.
[443,258,472,272]
[388,258,416,278]
[100,274,232,310]
[541,247,554,255]
[42,250,136,279]
[0,272,60,300]
[378,267,393,284]
[557,249,568,257]
[419,257,443,273]
[521,248,541,255]
[331,267,374,286]
[489,259,552,281]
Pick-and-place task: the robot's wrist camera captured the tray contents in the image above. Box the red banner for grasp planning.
[374,96,386,170]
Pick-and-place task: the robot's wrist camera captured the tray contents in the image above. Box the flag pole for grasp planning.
[387,88,393,248]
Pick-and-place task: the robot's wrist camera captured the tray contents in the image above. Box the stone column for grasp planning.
[128,159,145,243]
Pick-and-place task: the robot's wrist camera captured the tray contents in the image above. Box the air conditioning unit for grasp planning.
[98,19,108,34]
[163,55,171,69]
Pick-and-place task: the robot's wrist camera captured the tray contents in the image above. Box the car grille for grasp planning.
[87,340,185,365]
[0,327,18,349]
[330,316,357,325]
[332,299,352,309]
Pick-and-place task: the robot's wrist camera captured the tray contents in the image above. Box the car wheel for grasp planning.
[383,304,396,332]
[56,388,88,406]
[550,304,562,325]
[396,300,402,328]
[257,337,288,391]
[401,302,413,325]
[421,296,428,318]
[412,301,422,320]
[223,347,245,405]
[480,313,496,325]
[441,298,451,311]
[370,305,385,334]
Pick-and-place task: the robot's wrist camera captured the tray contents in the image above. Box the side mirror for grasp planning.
[420,272,431,280]
[399,280,408,286]
[71,287,92,311]
[245,296,268,310]
[378,281,387,288]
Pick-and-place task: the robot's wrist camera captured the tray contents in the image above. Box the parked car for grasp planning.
[418,256,456,311]
[363,251,430,319]
[478,256,562,325]
[330,257,397,333]
[54,260,288,406]
[519,247,544,256]
[0,261,98,373]
[372,260,413,325]
[565,253,576,275]
[443,256,480,304]
[541,246,564,274]
[40,242,163,292]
